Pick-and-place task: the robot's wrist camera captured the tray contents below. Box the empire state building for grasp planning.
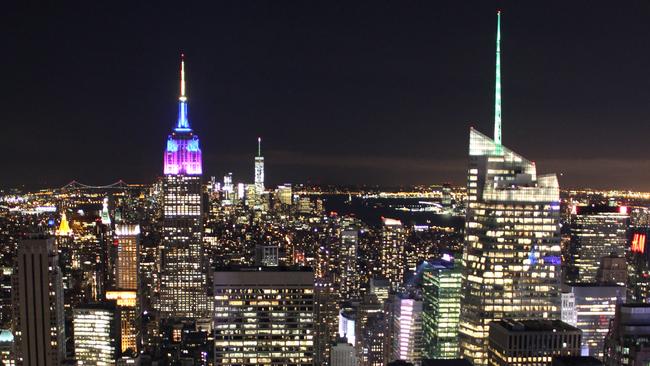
[159,54,209,319]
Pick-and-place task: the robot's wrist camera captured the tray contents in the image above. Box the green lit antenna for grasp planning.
[494,10,502,154]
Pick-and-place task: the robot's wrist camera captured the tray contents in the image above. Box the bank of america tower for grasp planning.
[458,12,562,365]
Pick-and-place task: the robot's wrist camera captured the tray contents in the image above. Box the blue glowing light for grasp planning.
[47,219,55,226]
[187,138,199,152]
[166,139,178,152]
[551,202,560,211]
[543,256,561,265]
[176,101,190,131]
[528,246,537,266]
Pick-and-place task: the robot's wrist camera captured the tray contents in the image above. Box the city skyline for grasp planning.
[3,2,650,190]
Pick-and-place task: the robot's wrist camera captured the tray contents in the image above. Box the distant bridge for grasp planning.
[61,180,134,190]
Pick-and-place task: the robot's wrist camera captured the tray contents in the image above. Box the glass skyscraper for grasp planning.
[422,258,462,359]
[458,128,562,365]
[458,12,562,364]
[159,54,209,319]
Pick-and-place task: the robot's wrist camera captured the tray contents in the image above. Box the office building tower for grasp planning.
[422,259,462,359]
[331,341,359,366]
[567,206,629,283]
[390,294,423,364]
[562,284,625,359]
[73,303,120,365]
[596,255,628,286]
[628,232,650,303]
[254,137,264,194]
[487,319,582,366]
[603,304,650,366]
[160,54,208,319]
[106,291,138,354]
[369,278,390,304]
[359,312,385,366]
[339,307,357,346]
[277,184,293,206]
[115,224,139,291]
[380,218,406,292]
[254,244,279,267]
[12,238,65,366]
[459,12,562,365]
[315,280,338,366]
[340,228,360,300]
[213,267,315,365]
[561,293,577,327]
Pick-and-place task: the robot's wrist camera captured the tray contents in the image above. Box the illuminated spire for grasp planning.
[494,10,502,153]
[258,137,261,157]
[56,212,72,236]
[176,53,190,131]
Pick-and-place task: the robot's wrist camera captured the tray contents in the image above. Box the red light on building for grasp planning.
[632,233,646,254]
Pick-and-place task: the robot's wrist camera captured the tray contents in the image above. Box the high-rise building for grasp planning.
[106,290,138,354]
[390,294,423,364]
[567,206,629,283]
[358,312,385,366]
[487,319,582,366]
[331,340,359,366]
[73,303,120,365]
[596,255,628,286]
[628,232,650,303]
[160,54,209,319]
[422,258,462,359]
[254,137,265,194]
[12,238,66,366]
[115,224,139,291]
[603,304,650,366]
[561,284,626,359]
[340,228,360,300]
[0,329,14,366]
[380,218,406,292]
[213,267,315,365]
[459,12,562,365]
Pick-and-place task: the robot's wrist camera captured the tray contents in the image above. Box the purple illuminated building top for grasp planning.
[163,54,203,175]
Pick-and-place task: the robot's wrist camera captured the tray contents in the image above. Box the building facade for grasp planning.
[488,319,582,366]
[567,206,629,283]
[380,218,406,292]
[213,268,315,365]
[562,284,626,359]
[603,304,650,366]
[422,259,462,359]
[12,238,66,366]
[390,295,423,364]
[73,303,120,365]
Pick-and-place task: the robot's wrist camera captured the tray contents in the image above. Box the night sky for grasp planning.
[3,1,650,190]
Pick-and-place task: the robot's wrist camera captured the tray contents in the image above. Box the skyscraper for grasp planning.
[12,238,66,366]
[562,284,626,359]
[115,224,139,291]
[254,137,265,194]
[459,12,562,365]
[487,320,582,366]
[340,227,360,300]
[567,206,629,283]
[603,304,650,366]
[422,258,462,359]
[213,267,315,365]
[160,54,208,319]
[73,302,120,365]
[390,295,423,364]
[380,218,406,292]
